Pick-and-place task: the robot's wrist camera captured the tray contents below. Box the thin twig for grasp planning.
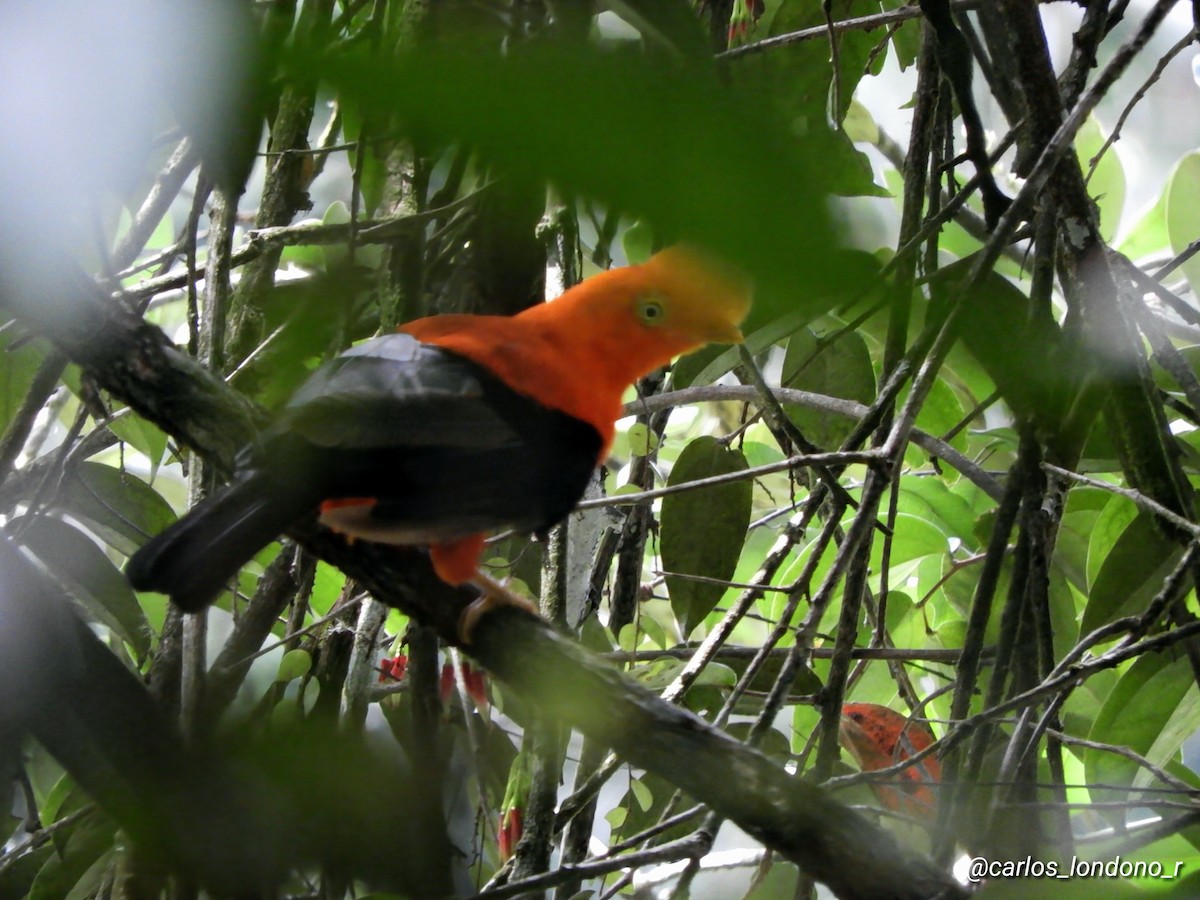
[718,0,993,59]
[1043,463,1200,538]
[625,385,1004,501]
[1086,30,1197,184]
[575,449,882,511]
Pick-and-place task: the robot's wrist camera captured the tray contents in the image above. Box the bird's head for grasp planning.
[633,245,750,348]
[541,246,750,384]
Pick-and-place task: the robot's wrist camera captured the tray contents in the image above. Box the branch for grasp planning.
[628,385,1004,501]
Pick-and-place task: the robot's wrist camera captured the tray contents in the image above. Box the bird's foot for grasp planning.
[458,572,538,644]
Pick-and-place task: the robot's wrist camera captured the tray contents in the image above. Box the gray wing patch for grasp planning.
[279,336,522,450]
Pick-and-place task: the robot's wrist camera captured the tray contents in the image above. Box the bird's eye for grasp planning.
[636,295,666,326]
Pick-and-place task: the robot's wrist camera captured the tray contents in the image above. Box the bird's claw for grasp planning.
[458,573,539,644]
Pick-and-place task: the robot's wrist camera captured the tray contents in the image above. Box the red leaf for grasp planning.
[498,806,523,861]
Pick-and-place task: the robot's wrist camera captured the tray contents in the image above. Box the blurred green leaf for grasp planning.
[0,337,50,440]
[1166,150,1200,297]
[276,648,313,683]
[880,0,921,69]
[869,513,949,571]
[622,219,655,264]
[14,515,150,659]
[308,41,849,306]
[29,820,114,900]
[1119,178,1170,261]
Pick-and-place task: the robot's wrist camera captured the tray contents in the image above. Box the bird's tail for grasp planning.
[127,470,319,612]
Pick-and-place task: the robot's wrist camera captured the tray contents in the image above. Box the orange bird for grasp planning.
[128,248,749,624]
[839,703,941,819]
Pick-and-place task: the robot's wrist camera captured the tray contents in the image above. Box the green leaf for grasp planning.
[907,378,967,462]
[740,0,882,132]
[1086,493,1137,588]
[683,308,811,388]
[951,262,1081,433]
[617,622,640,653]
[308,40,847,307]
[661,437,752,637]
[630,657,686,691]
[0,845,53,900]
[744,862,800,900]
[1057,487,1110,593]
[108,414,168,478]
[626,422,657,456]
[622,219,654,264]
[51,462,177,557]
[1119,178,1170,261]
[14,515,150,659]
[0,337,50,440]
[1083,509,1179,636]
[691,662,738,688]
[629,777,653,812]
[671,343,731,389]
[842,99,879,145]
[782,326,875,449]
[723,652,822,715]
[1087,652,1198,824]
[276,648,313,683]
[870,513,949,571]
[605,806,627,829]
[881,0,921,69]
[1076,116,1125,243]
[1167,151,1200,295]
[897,477,979,548]
[29,821,115,900]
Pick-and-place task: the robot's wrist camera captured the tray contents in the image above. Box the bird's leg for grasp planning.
[459,571,539,643]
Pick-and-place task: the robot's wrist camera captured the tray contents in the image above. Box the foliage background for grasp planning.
[2,1,1200,898]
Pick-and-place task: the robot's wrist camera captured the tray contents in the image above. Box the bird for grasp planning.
[127,247,750,634]
[839,702,941,820]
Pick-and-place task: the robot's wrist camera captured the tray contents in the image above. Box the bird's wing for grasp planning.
[280,333,529,450]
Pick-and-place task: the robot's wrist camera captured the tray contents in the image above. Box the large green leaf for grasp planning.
[869,513,949,572]
[732,0,889,197]
[50,462,176,557]
[14,515,150,659]
[1083,509,1180,636]
[661,436,752,637]
[1087,652,1199,824]
[897,477,980,548]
